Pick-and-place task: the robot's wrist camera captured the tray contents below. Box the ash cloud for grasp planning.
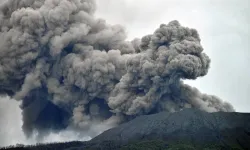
[0,0,234,139]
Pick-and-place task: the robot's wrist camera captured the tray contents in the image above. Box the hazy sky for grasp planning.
[0,0,249,147]
[95,0,250,112]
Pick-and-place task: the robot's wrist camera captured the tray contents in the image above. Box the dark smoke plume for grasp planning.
[0,0,234,138]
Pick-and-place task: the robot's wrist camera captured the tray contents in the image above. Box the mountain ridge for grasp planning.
[92,109,250,145]
[1,109,250,150]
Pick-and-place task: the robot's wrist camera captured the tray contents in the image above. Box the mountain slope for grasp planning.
[1,109,250,150]
[92,109,250,148]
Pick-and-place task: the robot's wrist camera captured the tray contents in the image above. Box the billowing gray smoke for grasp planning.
[0,0,234,139]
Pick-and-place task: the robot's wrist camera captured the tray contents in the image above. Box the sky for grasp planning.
[0,96,91,146]
[0,0,249,147]
[95,0,250,112]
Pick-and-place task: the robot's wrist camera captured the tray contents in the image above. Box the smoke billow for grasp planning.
[0,0,234,141]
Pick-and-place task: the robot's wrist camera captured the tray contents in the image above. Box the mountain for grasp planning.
[92,109,250,149]
[1,109,250,150]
